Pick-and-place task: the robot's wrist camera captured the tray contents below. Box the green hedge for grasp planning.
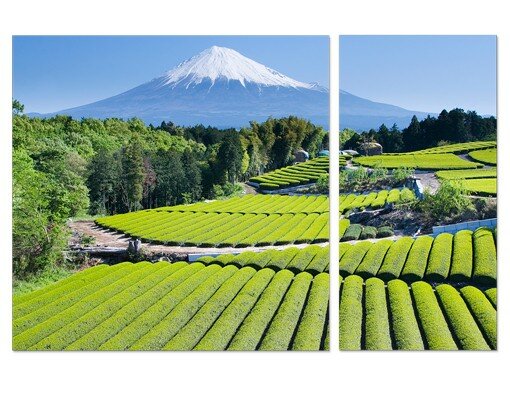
[387,279,424,350]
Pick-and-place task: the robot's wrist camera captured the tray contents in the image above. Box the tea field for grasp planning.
[339,188,415,214]
[339,275,496,350]
[13,249,330,351]
[408,141,496,155]
[249,157,329,190]
[96,195,330,247]
[339,227,496,284]
[468,148,497,165]
[354,153,482,170]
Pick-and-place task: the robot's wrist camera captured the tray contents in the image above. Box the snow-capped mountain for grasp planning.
[340,90,433,131]
[38,46,329,128]
[162,46,316,90]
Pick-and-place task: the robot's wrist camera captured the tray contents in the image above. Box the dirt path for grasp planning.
[68,220,329,257]
[415,171,440,194]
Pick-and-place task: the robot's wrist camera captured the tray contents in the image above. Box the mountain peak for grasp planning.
[38,45,329,128]
[162,46,318,90]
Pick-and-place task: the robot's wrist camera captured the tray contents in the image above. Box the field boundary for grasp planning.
[432,218,497,236]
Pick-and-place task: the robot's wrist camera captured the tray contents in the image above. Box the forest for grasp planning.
[341,108,497,152]
[12,101,328,278]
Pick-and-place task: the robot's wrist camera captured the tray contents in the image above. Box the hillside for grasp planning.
[340,90,433,131]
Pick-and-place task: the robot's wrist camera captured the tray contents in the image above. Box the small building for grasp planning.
[360,142,383,156]
[294,149,310,163]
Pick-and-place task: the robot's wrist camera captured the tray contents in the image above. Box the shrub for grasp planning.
[13,262,137,337]
[339,241,371,276]
[341,224,363,241]
[387,279,424,350]
[436,284,490,350]
[339,275,364,350]
[460,286,497,349]
[164,267,260,351]
[449,230,473,282]
[67,262,200,350]
[258,272,313,351]
[306,246,330,274]
[472,227,497,285]
[292,273,330,350]
[364,278,392,350]
[400,236,433,282]
[228,270,294,350]
[354,240,392,279]
[98,265,222,350]
[14,262,157,350]
[485,288,497,308]
[411,281,457,350]
[425,233,453,281]
[376,226,394,238]
[377,237,414,281]
[359,226,377,240]
[286,245,321,272]
[421,181,474,221]
[129,266,238,350]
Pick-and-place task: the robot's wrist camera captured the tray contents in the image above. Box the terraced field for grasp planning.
[339,227,496,284]
[453,178,497,196]
[338,140,497,351]
[468,148,497,166]
[13,251,330,351]
[436,168,497,196]
[195,244,330,274]
[96,195,330,247]
[339,275,496,350]
[354,153,482,170]
[436,168,497,180]
[408,141,496,155]
[249,157,329,190]
[339,188,415,214]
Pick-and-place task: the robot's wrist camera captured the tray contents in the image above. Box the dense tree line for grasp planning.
[13,102,327,276]
[341,108,496,152]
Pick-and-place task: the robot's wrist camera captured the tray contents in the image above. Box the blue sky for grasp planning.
[13,36,329,113]
[340,36,497,116]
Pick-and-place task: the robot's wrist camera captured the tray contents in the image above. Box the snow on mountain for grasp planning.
[36,46,329,128]
[162,46,319,90]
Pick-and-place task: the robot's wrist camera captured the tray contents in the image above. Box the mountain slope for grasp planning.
[38,46,329,128]
[340,90,433,131]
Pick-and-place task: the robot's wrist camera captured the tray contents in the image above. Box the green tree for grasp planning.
[421,181,474,221]
[13,149,67,276]
[120,134,145,211]
[153,150,185,206]
[12,99,24,115]
[87,149,121,215]
[340,128,357,149]
[181,150,202,203]
[402,115,422,151]
[216,133,244,184]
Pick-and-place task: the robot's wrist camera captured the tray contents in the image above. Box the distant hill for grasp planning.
[340,90,434,131]
[30,46,329,128]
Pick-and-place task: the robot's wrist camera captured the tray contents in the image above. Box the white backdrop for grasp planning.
[0,1,507,399]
